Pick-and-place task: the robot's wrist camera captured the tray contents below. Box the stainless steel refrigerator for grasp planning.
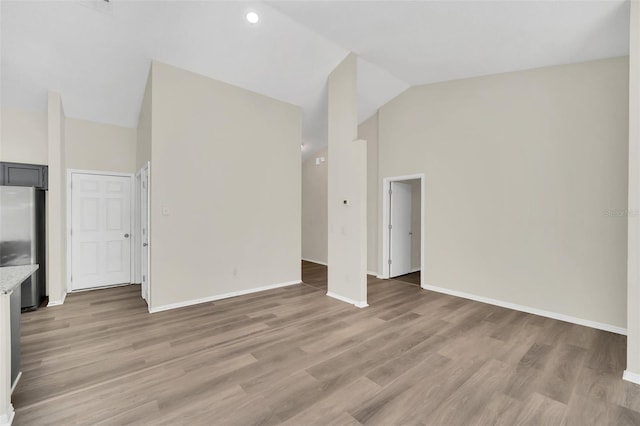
[0,185,46,309]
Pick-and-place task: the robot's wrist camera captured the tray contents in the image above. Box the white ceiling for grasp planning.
[1,1,630,158]
[272,0,630,86]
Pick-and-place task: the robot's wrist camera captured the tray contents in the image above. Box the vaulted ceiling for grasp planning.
[1,1,630,158]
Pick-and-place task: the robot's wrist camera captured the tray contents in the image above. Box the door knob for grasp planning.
[124,233,129,238]
[143,243,148,247]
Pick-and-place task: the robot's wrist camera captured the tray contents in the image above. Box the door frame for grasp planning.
[381,173,425,287]
[137,162,151,309]
[134,170,142,284]
[66,169,135,293]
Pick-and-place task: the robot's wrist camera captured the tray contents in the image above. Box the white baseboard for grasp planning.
[410,267,421,273]
[624,370,640,385]
[367,271,378,276]
[326,291,368,308]
[149,280,302,313]
[301,258,328,266]
[422,283,626,335]
[71,283,134,293]
[11,371,21,394]
[47,291,67,307]
[0,408,14,426]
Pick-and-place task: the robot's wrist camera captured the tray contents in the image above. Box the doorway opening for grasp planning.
[381,174,425,288]
[135,162,151,308]
[66,170,134,293]
[138,162,151,306]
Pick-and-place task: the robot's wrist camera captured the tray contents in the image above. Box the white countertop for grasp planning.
[0,265,39,294]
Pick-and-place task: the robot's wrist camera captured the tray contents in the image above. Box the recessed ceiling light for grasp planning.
[246,12,259,24]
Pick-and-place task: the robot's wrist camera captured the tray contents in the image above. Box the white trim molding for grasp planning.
[422,283,626,335]
[326,291,369,308]
[149,280,302,313]
[624,370,640,385]
[301,258,328,266]
[10,372,21,395]
[0,292,13,426]
[140,161,151,310]
[66,169,135,295]
[0,410,14,426]
[381,173,426,286]
[47,291,67,307]
[133,169,142,285]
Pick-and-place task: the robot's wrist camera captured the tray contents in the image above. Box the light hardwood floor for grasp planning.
[393,271,421,286]
[12,260,640,425]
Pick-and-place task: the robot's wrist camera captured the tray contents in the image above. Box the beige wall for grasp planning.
[378,57,629,329]
[301,114,379,275]
[3,99,137,305]
[358,113,379,275]
[149,61,302,310]
[2,106,137,301]
[0,109,135,173]
[137,68,152,170]
[327,54,368,305]
[47,92,66,304]
[0,108,48,164]
[66,118,136,173]
[302,148,328,264]
[627,1,640,375]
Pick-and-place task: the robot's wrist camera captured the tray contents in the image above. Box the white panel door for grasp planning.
[71,173,131,290]
[389,181,412,277]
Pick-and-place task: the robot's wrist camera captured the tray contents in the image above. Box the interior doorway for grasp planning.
[136,162,151,306]
[67,170,133,291]
[381,174,425,287]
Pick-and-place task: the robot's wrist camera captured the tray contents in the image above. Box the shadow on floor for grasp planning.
[393,271,421,286]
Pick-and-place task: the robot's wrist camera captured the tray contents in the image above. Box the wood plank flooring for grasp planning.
[393,271,421,286]
[12,260,640,425]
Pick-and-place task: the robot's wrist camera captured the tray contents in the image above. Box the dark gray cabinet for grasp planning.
[0,162,48,189]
